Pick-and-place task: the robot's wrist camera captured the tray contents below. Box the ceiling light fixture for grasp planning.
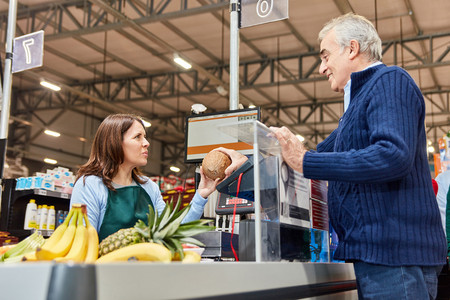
[44,158,58,165]
[44,129,61,137]
[173,53,192,70]
[248,104,256,108]
[428,146,435,153]
[296,134,305,142]
[191,103,207,114]
[170,166,180,173]
[40,80,61,91]
[142,120,152,128]
[216,85,228,96]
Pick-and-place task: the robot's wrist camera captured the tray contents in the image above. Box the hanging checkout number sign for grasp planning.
[12,30,44,73]
[240,0,289,28]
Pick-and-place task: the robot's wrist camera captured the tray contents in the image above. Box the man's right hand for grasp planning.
[269,126,308,173]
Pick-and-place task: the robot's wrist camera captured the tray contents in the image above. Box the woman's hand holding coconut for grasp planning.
[202,147,248,180]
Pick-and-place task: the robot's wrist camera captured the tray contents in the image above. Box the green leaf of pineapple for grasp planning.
[181,219,214,227]
[161,239,175,256]
[178,237,206,247]
[134,220,150,239]
[155,203,171,231]
[167,237,184,260]
[173,224,214,238]
[153,206,190,240]
[147,204,156,234]
[158,195,184,231]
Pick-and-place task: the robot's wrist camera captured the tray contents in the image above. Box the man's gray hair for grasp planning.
[318,13,382,62]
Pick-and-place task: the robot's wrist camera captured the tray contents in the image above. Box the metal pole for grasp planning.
[229,0,239,110]
[0,0,18,202]
[253,122,261,262]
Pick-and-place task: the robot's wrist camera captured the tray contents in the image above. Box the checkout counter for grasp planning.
[0,262,356,299]
[0,120,356,299]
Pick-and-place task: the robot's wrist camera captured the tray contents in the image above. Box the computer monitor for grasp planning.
[184,108,260,164]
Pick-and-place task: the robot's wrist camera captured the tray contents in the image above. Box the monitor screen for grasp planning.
[184,108,260,163]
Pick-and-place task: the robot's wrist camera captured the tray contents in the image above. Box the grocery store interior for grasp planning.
[0,0,450,299]
[0,0,448,179]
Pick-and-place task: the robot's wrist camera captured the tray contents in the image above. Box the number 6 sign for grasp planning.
[241,0,288,28]
[12,30,44,73]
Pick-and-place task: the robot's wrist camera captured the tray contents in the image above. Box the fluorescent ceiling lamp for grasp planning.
[44,129,61,137]
[191,103,207,114]
[170,166,180,173]
[40,80,61,91]
[173,54,192,70]
[44,158,58,165]
[428,146,435,153]
[142,120,152,128]
[248,104,256,108]
[296,134,305,142]
[216,85,228,96]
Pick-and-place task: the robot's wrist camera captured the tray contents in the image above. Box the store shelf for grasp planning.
[12,188,71,200]
[1,179,71,237]
[7,229,55,239]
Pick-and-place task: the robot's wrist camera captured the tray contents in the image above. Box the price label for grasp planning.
[61,193,69,199]
[37,189,47,196]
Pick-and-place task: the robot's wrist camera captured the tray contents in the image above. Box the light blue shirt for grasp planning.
[435,170,450,235]
[70,175,208,231]
[344,61,383,112]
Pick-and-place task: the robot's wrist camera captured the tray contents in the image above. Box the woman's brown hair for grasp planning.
[76,114,147,190]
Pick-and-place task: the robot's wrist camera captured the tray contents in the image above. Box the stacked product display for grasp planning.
[15,166,75,194]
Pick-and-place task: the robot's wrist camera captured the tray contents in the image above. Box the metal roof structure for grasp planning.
[1,0,449,177]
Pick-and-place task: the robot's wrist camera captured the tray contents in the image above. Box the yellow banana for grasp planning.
[83,212,99,263]
[22,251,38,262]
[42,209,75,249]
[96,243,171,263]
[36,208,79,260]
[54,208,87,263]
[182,251,201,263]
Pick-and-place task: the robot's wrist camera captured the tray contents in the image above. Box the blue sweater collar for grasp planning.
[350,63,386,95]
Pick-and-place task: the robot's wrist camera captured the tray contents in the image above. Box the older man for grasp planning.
[271,13,446,299]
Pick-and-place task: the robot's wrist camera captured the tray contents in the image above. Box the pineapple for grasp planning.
[98,196,214,259]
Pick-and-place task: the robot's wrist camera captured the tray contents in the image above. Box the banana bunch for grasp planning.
[96,242,172,263]
[35,204,99,263]
[96,243,201,263]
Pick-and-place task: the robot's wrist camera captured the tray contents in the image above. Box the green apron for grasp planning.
[98,185,154,242]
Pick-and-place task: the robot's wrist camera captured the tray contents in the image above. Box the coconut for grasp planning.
[202,151,231,180]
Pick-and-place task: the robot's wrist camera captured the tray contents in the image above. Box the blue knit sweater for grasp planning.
[303,64,447,266]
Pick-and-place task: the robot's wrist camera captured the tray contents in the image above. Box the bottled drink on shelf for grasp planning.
[36,205,42,229]
[23,199,37,230]
[56,210,65,228]
[47,205,56,232]
[39,205,49,230]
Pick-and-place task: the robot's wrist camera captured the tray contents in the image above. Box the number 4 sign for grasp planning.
[12,30,44,73]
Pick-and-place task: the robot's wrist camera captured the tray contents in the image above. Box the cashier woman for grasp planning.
[70,114,246,241]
